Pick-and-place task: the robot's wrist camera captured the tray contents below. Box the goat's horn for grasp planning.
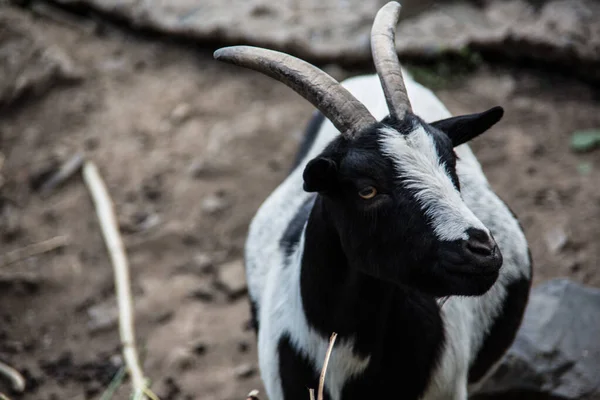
[371,1,412,120]
[214,46,377,138]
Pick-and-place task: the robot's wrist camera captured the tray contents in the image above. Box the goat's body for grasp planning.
[245,73,532,400]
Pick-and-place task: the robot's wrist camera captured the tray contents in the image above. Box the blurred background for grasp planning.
[0,0,599,399]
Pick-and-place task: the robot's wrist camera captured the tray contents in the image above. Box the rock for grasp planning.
[48,0,600,82]
[472,279,600,400]
[544,227,569,254]
[234,363,257,380]
[194,252,215,274]
[158,377,182,400]
[238,340,250,353]
[191,340,207,356]
[189,280,215,302]
[167,347,195,371]
[0,340,24,354]
[86,301,118,333]
[119,208,161,234]
[215,259,247,300]
[157,120,172,135]
[153,310,174,324]
[141,175,162,201]
[170,102,192,124]
[187,158,208,179]
[201,193,229,215]
[109,354,123,368]
[0,8,82,108]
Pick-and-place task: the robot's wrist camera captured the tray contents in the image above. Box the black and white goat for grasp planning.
[215,2,532,399]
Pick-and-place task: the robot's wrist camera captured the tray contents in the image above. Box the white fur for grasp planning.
[245,70,531,400]
[379,125,488,241]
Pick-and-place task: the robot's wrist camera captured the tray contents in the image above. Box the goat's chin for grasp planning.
[413,264,499,298]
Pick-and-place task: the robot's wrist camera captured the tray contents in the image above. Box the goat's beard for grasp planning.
[436,296,450,309]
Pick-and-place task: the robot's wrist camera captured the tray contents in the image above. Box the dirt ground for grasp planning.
[0,5,599,400]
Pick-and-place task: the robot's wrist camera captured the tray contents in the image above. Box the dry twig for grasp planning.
[0,235,70,268]
[82,161,153,400]
[317,333,337,400]
[246,389,260,400]
[245,333,338,400]
[0,359,25,393]
[0,153,5,189]
[39,153,85,197]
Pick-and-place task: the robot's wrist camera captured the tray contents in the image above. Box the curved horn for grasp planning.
[214,46,377,138]
[371,1,412,120]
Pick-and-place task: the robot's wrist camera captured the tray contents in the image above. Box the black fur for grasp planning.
[249,297,259,333]
[280,196,316,258]
[290,111,326,173]
[278,334,325,400]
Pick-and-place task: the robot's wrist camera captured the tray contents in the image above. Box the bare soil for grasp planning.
[1,6,599,400]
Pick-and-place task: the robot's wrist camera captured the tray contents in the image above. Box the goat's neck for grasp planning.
[299,196,403,356]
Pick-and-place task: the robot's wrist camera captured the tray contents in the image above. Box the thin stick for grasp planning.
[246,389,260,400]
[0,153,5,190]
[40,153,85,197]
[317,333,337,400]
[0,360,25,393]
[82,161,149,400]
[308,388,316,400]
[99,367,126,400]
[0,235,70,268]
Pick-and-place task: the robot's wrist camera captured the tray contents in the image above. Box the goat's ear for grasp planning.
[303,157,338,193]
[431,106,504,147]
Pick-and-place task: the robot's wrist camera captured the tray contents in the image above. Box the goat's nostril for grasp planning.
[466,239,494,256]
[465,229,496,257]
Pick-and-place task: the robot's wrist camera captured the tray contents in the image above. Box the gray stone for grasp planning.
[0,8,83,107]
[48,0,600,82]
[201,193,229,215]
[473,279,600,400]
[189,280,215,302]
[215,259,247,300]
[187,159,208,179]
[87,300,119,333]
[170,102,192,124]
[166,346,195,371]
[545,227,569,254]
[234,363,257,380]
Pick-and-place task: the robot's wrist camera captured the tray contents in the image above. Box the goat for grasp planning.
[214,2,532,399]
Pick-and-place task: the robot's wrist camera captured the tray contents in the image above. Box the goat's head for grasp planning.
[215,1,503,297]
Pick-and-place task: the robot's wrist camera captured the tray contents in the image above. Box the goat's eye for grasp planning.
[358,186,377,199]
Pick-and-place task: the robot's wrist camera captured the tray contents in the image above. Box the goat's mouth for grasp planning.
[439,243,503,277]
[425,246,503,297]
[437,263,500,297]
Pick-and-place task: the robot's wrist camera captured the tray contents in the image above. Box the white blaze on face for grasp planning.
[378,125,488,242]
